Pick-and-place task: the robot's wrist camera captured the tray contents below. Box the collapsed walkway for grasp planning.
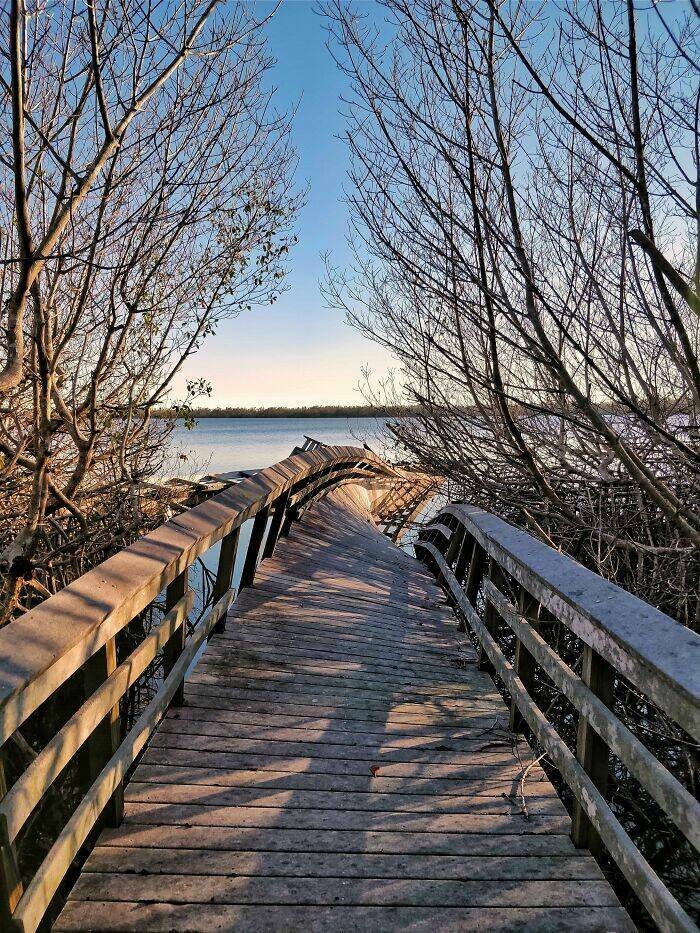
[55,485,631,931]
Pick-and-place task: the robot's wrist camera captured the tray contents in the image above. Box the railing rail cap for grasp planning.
[442,503,700,742]
[0,445,397,742]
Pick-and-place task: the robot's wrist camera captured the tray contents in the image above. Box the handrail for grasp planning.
[415,505,700,933]
[0,445,405,933]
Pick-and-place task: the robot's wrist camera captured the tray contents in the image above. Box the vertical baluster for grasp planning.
[0,752,22,926]
[263,490,290,560]
[212,527,240,635]
[445,523,465,567]
[81,637,123,826]
[453,530,474,584]
[280,501,299,539]
[240,506,270,590]
[163,569,188,707]
[464,541,486,604]
[509,589,541,733]
[572,645,614,857]
[479,558,506,672]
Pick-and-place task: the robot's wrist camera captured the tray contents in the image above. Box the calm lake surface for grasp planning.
[168,416,390,475]
[168,416,399,662]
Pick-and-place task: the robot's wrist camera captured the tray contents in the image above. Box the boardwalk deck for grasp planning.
[55,485,633,932]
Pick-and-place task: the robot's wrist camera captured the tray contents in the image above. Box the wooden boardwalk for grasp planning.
[55,485,632,932]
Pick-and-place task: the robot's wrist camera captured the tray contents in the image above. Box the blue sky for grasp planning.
[175,1,395,408]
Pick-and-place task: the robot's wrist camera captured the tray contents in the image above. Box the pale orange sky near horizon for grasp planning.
[172,2,398,408]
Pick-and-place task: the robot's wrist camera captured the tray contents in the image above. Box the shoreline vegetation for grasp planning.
[155,404,422,419]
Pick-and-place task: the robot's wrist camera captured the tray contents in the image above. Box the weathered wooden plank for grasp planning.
[131,763,551,798]
[55,482,630,933]
[154,719,521,756]
[122,801,569,834]
[165,704,511,737]
[148,732,540,767]
[68,873,619,908]
[95,822,579,856]
[140,746,550,782]
[124,781,568,816]
[55,902,635,933]
[182,682,505,717]
[82,847,603,880]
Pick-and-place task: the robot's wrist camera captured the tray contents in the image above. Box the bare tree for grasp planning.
[325,0,700,917]
[0,0,299,621]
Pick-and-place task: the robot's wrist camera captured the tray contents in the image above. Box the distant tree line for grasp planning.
[156,403,423,420]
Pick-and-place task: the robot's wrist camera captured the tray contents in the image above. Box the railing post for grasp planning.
[572,645,614,857]
[212,527,240,635]
[509,589,541,733]
[163,569,188,707]
[0,752,22,927]
[263,490,290,560]
[453,531,474,584]
[464,541,486,604]
[240,506,270,590]
[445,523,465,567]
[280,500,300,538]
[81,636,123,826]
[478,558,506,671]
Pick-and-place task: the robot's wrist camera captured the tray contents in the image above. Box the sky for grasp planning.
[174,1,396,408]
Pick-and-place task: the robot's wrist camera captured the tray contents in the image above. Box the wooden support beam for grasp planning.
[80,637,123,827]
[445,523,465,567]
[239,507,270,589]
[572,645,615,857]
[163,570,188,707]
[0,754,22,927]
[263,490,290,560]
[212,528,240,634]
[280,502,300,538]
[478,558,506,672]
[453,532,474,584]
[509,589,541,733]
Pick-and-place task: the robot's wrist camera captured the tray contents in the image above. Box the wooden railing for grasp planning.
[0,445,404,933]
[415,504,700,933]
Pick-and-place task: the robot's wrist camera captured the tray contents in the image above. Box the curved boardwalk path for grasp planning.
[55,486,631,932]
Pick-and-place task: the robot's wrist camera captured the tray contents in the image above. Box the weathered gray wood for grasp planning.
[444,503,700,743]
[483,580,700,853]
[510,588,540,733]
[420,540,696,933]
[572,646,614,857]
[479,559,506,672]
[262,489,290,559]
[83,847,603,879]
[0,592,193,844]
[53,484,631,933]
[55,902,635,932]
[69,871,620,907]
[239,507,270,589]
[0,446,397,747]
[163,570,188,707]
[92,822,579,856]
[212,527,239,634]
[80,636,123,827]
[0,756,22,926]
[11,590,233,933]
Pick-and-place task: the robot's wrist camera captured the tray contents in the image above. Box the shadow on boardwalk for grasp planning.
[53,487,633,932]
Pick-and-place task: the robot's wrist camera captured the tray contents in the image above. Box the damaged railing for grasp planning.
[0,445,404,933]
[416,504,700,933]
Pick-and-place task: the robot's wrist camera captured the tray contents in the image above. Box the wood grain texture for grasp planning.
[55,485,632,932]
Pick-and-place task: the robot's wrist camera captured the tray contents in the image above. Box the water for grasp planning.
[166,417,395,657]
[167,416,391,477]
